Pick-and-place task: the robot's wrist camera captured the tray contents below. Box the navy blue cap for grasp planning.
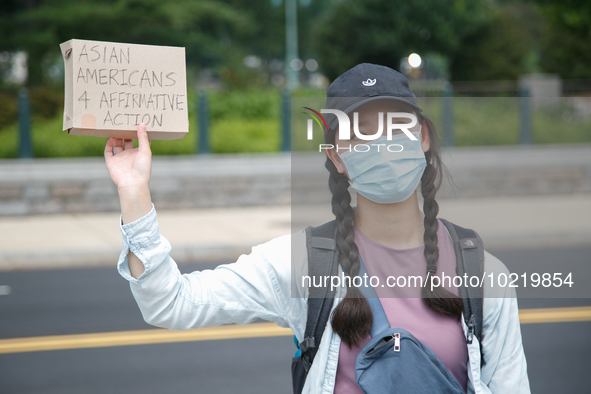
[324,63,422,137]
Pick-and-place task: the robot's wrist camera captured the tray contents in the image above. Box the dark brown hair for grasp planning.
[325,109,463,348]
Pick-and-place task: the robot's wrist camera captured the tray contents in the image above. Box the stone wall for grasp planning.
[0,144,589,216]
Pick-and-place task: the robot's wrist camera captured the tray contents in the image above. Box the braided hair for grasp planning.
[327,113,463,348]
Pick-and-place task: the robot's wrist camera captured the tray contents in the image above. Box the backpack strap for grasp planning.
[300,220,339,372]
[357,255,390,337]
[439,218,485,364]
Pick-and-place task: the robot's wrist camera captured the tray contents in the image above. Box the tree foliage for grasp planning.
[534,0,591,78]
[0,0,255,85]
[1,0,590,88]
[311,0,489,81]
[450,3,546,81]
[0,0,332,87]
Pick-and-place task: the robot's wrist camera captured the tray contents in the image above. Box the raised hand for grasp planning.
[104,123,152,191]
[104,123,153,226]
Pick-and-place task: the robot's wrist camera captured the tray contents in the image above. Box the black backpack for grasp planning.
[291,218,485,394]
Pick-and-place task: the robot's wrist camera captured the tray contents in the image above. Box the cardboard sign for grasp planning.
[60,39,189,140]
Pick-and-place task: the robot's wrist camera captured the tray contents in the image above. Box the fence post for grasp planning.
[18,88,33,158]
[442,82,454,147]
[197,90,210,154]
[519,85,532,145]
[281,88,291,152]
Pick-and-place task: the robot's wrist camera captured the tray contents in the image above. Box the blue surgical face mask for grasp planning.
[338,131,427,204]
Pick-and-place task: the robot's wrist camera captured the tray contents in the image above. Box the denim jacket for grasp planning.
[117,205,530,394]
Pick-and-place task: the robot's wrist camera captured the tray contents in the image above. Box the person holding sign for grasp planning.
[104,63,530,394]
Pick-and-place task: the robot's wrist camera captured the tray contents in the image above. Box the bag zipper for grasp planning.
[363,332,460,389]
[363,334,396,357]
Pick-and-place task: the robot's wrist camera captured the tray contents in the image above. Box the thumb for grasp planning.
[137,123,151,154]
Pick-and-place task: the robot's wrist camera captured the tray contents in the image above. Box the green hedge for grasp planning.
[0,89,286,158]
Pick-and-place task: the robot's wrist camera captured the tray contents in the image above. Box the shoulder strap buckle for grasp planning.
[299,337,316,353]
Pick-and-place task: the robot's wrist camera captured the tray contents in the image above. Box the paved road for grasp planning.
[1,246,590,393]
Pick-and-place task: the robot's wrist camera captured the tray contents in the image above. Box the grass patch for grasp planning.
[211,118,279,153]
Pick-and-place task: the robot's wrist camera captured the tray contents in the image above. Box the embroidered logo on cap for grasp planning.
[362,78,376,86]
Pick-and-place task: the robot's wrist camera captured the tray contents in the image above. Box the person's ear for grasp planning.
[420,119,430,153]
[326,148,347,175]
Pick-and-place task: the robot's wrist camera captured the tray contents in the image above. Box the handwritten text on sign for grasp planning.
[75,43,185,128]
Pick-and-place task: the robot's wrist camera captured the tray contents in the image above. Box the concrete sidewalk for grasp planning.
[0,193,589,271]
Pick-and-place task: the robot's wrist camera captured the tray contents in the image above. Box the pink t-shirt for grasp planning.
[333,218,468,393]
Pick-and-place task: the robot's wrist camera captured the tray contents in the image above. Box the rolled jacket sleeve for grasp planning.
[117,203,163,284]
[115,206,306,338]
